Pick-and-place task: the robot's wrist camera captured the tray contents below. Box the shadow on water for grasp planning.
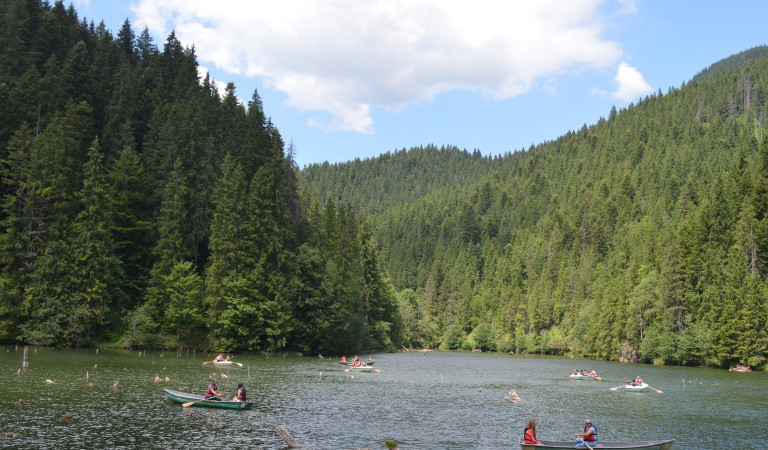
[1,347,766,449]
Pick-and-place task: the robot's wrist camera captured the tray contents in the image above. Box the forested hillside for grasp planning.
[0,0,400,353]
[301,146,510,216]
[305,48,768,370]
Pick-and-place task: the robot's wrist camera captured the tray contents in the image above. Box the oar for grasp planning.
[647,385,663,394]
[609,385,624,391]
[202,361,213,365]
[231,361,243,367]
[578,436,595,450]
[182,398,210,407]
[594,376,602,381]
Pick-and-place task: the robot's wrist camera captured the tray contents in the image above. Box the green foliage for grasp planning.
[303,49,768,369]
[3,1,768,368]
[0,1,401,354]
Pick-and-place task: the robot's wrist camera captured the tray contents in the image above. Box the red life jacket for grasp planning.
[524,428,537,444]
[583,425,597,442]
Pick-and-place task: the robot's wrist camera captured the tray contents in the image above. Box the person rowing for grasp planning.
[575,418,597,447]
[205,379,223,401]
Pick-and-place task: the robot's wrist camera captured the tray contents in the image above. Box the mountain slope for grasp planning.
[303,48,768,369]
[300,145,509,216]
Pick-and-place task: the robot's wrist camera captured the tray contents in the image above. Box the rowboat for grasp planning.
[520,438,674,449]
[339,360,374,366]
[568,373,596,380]
[347,364,374,372]
[729,366,752,372]
[617,382,650,392]
[164,388,252,410]
[202,359,243,367]
[212,360,241,367]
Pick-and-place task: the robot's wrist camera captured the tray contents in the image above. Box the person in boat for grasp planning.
[575,418,597,447]
[340,355,346,363]
[353,355,360,363]
[232,383,246,402]
[214,353,226,362]
[205,379,223,400]
[367,357,374,363]
[633,376,643,385]
[523,419,542,445]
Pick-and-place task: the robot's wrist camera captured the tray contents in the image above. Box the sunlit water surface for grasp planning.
[1,347,766,449]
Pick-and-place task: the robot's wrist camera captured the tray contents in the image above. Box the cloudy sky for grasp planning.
[76,1,768,166]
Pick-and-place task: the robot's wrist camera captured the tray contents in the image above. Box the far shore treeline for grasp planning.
[1,1,767,370]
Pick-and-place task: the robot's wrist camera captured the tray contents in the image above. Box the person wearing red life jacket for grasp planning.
[575,418,597,447]
[205,379,222,400]
[523,419,542,445]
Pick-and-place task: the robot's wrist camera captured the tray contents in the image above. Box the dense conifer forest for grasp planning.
[304,49,768,370]
[2,1,767,370]
[0,0,400,353]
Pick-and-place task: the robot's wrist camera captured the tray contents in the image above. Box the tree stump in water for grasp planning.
[275,425,302,448]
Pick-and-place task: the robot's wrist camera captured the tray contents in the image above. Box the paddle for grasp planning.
[182,398,211,407]
[577,436,595,450]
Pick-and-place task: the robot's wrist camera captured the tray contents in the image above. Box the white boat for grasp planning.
[213,360,239,367]
[202,359,243,367]
[568,373,597,380]
[347,363,374,372]
[619,382,650,392]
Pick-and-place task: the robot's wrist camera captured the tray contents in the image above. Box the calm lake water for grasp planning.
[1,347,766,449]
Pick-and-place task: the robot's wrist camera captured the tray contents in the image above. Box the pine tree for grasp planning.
[66,137,118,342]
[204,153,248,339]
[109,145,151,310]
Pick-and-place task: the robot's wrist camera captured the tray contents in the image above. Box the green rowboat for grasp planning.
[164,388,252,410]
[520,439,674,449]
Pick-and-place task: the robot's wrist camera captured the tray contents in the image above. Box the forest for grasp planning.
[2,1,767,370]
[303,49,768,370]
[0,0,400,354]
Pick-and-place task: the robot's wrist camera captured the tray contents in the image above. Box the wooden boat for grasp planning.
[520,438,674,449]
[164,388,252,410]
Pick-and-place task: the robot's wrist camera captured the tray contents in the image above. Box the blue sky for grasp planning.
[73,1,768,167]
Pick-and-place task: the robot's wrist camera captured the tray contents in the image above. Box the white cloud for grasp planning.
[611,62,653,101]
[133,0,627,133]
[616,0,639,14]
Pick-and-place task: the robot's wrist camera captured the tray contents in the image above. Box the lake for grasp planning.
[1,347,766,449]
